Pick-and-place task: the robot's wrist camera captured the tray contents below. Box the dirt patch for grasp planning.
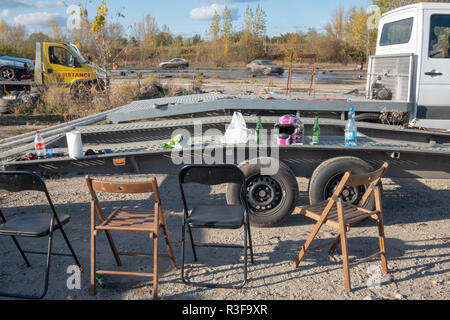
[0,174,448,300]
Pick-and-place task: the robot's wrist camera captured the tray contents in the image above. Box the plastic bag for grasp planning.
[221,112,251,144]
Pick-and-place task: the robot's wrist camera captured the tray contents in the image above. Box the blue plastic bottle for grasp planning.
[345,108,357,147]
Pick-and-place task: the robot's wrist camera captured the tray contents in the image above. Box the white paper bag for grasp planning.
[66,131,84,159]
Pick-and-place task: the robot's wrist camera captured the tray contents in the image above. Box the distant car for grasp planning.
[0,56,34,81]
[159,58,189,69]
[246,60,284,75]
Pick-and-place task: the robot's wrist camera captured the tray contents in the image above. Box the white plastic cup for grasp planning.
[66,131,84,159]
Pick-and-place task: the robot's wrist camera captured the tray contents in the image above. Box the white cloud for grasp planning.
[203,0,259,3]
[0,0,57,9]
[12,12,66,28]
[189,3,238,21]
[1,9,10,18]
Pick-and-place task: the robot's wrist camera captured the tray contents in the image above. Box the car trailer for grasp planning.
[1,93,449,227]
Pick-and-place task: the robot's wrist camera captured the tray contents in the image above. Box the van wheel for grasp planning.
[227,158,299,228]
[71,82,91,101]
[308,156,382,211]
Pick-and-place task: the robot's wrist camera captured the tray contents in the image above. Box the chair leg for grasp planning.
[153,232,159,300]
[242,225,248,287]
[58,225,81,268]
[187,225,197,262]
[0,210,31,267]
[377,213,388,274]
[339,228,352,292]
[105,230,122,267]
[161,223,177,269]
[246,222,254,264]
[10,235,31,267]
[0,232,54,300]
[292,219,324,269]
[180,223,187,285]
[90,229,96,296]
[328,235,341,255]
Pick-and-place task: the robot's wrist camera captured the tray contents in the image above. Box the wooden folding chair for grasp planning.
[86,176,176,300]
[292,162,389,292]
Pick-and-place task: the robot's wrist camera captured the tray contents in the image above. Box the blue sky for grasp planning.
[0,0,373,38]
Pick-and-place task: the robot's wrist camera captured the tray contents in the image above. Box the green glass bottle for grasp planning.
[256,115,263,145]
[312,116,320,145]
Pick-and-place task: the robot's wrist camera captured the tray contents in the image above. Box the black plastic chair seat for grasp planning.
[187,205,245,229]
[0,213,70,237]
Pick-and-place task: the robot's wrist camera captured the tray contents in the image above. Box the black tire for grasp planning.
[0,67,15,81]
[308,157,382,211]
[0,98,11,114]
[227,158,299,228]
[354,113,381,123]
[71,82,91,101]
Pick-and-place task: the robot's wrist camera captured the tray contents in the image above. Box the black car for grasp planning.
[159,58,189,69]
[246,60,284,75]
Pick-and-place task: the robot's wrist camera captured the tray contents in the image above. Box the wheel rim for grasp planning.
[246,175,285,216]
[1,68,14,80]
[324,173,365,204]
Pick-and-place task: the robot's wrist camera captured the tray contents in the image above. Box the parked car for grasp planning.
[246,60,284,75]
[159,58,189,69]
[0,56,34,81]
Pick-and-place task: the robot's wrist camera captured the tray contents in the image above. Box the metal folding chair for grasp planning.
[0,171,81,299]
[179,164,254,288]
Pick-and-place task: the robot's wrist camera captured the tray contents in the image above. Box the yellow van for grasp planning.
[34,42,107,98]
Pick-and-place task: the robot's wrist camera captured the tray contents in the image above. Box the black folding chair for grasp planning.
[179,164,254,288]
[0,171,81,299]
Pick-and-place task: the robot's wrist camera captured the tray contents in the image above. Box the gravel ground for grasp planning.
[0,173,449,301]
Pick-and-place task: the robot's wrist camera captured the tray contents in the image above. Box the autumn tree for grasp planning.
[238,5,267,63]
[344,6,377,62]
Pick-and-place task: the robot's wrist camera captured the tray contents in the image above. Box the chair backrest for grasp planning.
[0,171,58,221]
[0,171,47,193]
[178,165,247,211]
[332,162,389,207]
[86,177,160,203]
[85,176,163,228]
[179,165,245,186]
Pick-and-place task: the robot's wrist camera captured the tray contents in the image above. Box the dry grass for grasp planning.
[11,77,199,121]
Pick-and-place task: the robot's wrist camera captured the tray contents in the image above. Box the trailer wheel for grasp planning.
[355,113,381,123]
[227,158,299,228]
[308,157,381,210]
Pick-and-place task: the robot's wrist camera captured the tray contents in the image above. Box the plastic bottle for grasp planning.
[311,116,320,145]
[34,131,46,157]
[345,108,358,147]
[256,115,263,145]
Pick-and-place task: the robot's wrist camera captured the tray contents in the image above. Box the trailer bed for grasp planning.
[2,117,449,179]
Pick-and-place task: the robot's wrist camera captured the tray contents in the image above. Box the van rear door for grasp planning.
[417,11,450,120]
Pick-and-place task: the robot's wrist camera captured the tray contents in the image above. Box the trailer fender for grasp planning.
[227,157,299,228]
[308,156,382,211]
